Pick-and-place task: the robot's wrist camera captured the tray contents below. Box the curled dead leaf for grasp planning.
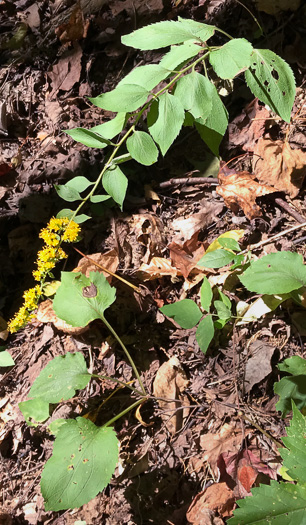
[36,299,88,335]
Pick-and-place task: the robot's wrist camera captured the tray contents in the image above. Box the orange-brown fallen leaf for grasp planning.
[216,171,276,219]
[36,299,88,335]
[137,257,179,280]
[253,138,306,198]
[186,483,235,522]
[74,249,119,282]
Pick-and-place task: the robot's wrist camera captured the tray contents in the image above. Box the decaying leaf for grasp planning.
[55,5,90,43]
[48,43,83,96]
[74,249,119,281]
[138,257,179,281]
[169,241,205,279]
[255,0,301,15]
[153,357,189,434]
[253,138,306,198]
[186,483,235,522]
[200,424,246,475]
[244,340,275,393]
[228,99,270,152]
[171,201,223,246]
[36,300,88,335]
[216,171,276,219]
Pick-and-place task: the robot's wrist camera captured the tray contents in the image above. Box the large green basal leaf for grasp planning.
[29,352,91,403]
[147,93,185,156]
[126,131,159,165]
[160,299,202,329]
[209,39,253,79]
[89,84,149,112]
[239,252,306,294]
[280,404,306,484]
[174,72,213,119]
[53,271,116,327]
[228,480,306,525]
[245,49,295,123]
[41,417,119,511]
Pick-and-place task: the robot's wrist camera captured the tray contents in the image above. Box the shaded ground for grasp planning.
[1,0,306,523]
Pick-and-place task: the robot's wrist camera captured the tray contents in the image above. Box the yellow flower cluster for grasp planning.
[8,217,81,333]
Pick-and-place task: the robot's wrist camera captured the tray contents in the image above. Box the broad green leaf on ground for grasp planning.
[126,131,159,165]
[279,356,306,376]
[64,128,112,148]
[29,353,91,403]
[89,84,149,112]
[41,418,119,511]
[197,249,235,269]
[121,19,215,50]
[0,349,14,367]
[280,404,306,483]
[54,185,82,203]
[19,398,50,426]
[239,252,306,294]
[200,277,213,312]
[214,300,231,320]
[160,42,201,70]
[209,39,253,79]
[117,64,170,91]
[228,480,306,525]
[245,49,295,122]
[56,209,90,224]
[102,165,128,210]
[65,176,93,193]
[147,93,185,155]
[236,294,288,325]
[275,376,306,417]
[53,271,116,327]
[174,72,213,119]
[160,299,202,329]
[195,84,228,155]
[90,113,127,139]
[196,315,214,353]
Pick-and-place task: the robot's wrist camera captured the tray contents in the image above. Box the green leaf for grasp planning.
[209,38,253,79]
[197,249,235,269]
[89,84,149,112]
[56,209,90,223]
[148,93,185,156]
[54,185,82,203]
[174,72,213,119]
[280,403,306,484]
[29,353,91,403]
[0,349,14,367]
[19,398,50,426]
[89,194,111,203]
[239,252,306,294]
[228,480,306,525]
[196,315,214,353]
[279,356,306,376]
[200,277,213,312]
[41,417,119,511]
[218,289,231,308]
[126,131,159,165]
[214,300,231,320]
[102,165,128,210]
[91,113,127,139]
[275,376,306,417]
[53,271,116,327]
[118,64,170,91]
[66,176,93,193]
[245,49,296,122]
[160,299,202,329]
[218,237,240,251]
[121,19,215,50]
[195,84,228,155]
[160,42,201,70]
[64,128,112,148]
[48,418,67,436]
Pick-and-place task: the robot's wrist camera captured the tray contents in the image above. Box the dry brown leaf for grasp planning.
[171,201,223,246]
[138,257,179,281]
[153,357,189,434]
[244,340,275,393]
[228,99,270,152]
[255,0,301,15]
[48,43,82,96]
[74,249,119,282]
[253,138,306,198]
[186,483,235,521]
[216,171,276,219]
[200,424,245,475]
[55,5,90,43]
[36,299,88,335]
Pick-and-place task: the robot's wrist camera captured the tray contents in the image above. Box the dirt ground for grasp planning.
[0,0,306,523]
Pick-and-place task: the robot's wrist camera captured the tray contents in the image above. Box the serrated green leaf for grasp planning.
[0,349,14,367]
[160,42,201,70]
[214,300,231,320]
[126,131,159,165]
[29,353,91,403]
[200,277,213,312]
[89,84,149,112]
[66,177,93,193]
[102,165,128,210]
[197,249,235,269]
[121,19,215,50]
[118,64,170,91]
[160,299,202,329]
[174,72,213,119]
[196,315,214,353]
[275,376,306,417]
[55,185,82,203]
[41,417,119,511]
[64,128,112,148]
[53,271,116,327]
[56,209,91,223]
[91,113,127,139]
[19,398,50,426]
[195,84,228,155]
[228,480,306,525]
[279,356,306,376]
[209,38,253,79]
[245,49,295,122]
[148,93,185,156]
[280,404,306,483]
[239,252,306,294]
[89,194,111,203]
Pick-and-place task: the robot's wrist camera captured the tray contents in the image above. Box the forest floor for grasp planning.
[0,0,306,524]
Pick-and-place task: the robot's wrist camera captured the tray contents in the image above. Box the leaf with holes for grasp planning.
[41,417,119,511]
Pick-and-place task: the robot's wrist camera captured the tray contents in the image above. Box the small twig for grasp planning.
[241,221,306,254]
[156,176,218,190]
[274,197,306,224]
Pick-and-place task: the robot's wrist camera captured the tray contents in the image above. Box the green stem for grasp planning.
[215,28,233,40]
[104,397,146,428]
[91,373,145,397]
[101,314,146,396]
